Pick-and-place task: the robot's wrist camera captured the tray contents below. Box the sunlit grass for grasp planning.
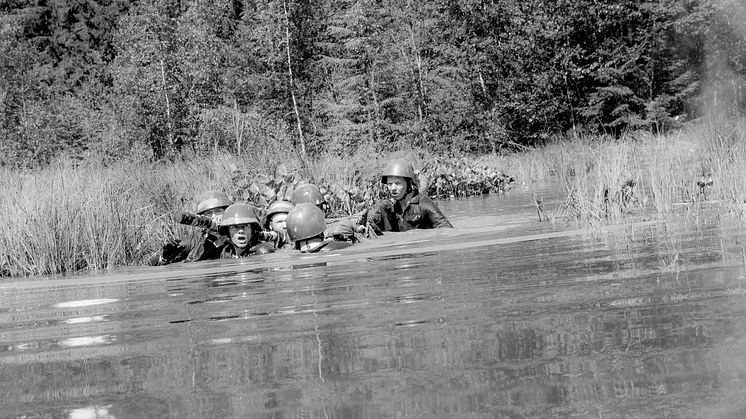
[0,148,514,277]
[505,118,746,224]
[2,118,746,278]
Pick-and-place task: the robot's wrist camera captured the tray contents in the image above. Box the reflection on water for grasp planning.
[54,299,120,309]
[68,405,114,419]
[1,182,746,418]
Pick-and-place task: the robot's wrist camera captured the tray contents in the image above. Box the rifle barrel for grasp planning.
[174,210,218,231]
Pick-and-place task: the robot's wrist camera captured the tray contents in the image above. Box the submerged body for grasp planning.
[265,200,294,250]
[218,204,274,258]
[150,191,232,266]
[219,242,274,258]
[7,184,746,419]
[149,228,227,266]
[369,160,453,235]
[369,190,453,234]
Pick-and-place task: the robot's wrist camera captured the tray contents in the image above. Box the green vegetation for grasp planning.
[2,1,746,277]
[0,148,514,277]
[2,118,745,278]
[509,117,746,224]
[2,1,745,166]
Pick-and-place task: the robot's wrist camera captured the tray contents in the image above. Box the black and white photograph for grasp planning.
[1,1,745,417]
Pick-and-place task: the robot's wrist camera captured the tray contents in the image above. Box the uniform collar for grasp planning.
[395,190,420,212]
[223,244,254,258]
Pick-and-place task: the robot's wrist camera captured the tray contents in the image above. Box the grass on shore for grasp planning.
[2,117,745,278]
[505,118,746,224]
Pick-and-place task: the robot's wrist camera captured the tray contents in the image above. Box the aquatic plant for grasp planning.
[0,150,518,277]
[0,161,161,277]
[3,117,745,278]
[226,151,516,220]
[544,136,647,222]
[509,117,746,225]
[418,157,515,200]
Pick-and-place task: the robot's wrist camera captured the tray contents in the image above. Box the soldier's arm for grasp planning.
[421,198,453,229]
[367,200,395,235]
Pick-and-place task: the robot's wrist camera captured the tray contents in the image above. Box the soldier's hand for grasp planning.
[258,230,279,242]
[161,241,182,261]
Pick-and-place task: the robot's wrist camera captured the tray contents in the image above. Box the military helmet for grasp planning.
[264,200,294,228]
[196,190,232,214]
[219,203,260,230]
[381,159,418,188]
[291,184,324,207]
[266,200,294,218]
[286,203,326,242]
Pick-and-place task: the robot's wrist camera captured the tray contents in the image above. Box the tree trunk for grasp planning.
[159,58,174,147]
[283,0,306,158]
[233,99,243,155]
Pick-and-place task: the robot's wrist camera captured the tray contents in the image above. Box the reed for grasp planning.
[1,161,157,276]
[643,118,746,216]
[504,118,746,224]
[3,118,746,278]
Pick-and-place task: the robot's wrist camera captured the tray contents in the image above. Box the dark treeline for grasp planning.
[1,0,745,167]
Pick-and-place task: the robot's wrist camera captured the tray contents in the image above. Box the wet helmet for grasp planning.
[264,200,294,229]
[196,190,232,214]
[381,159,418,188]
[286,203,326,242]
[219,203,260,231]
[291,184,324,207]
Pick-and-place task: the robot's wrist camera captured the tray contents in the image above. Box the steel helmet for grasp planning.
[291,184,324,206]
[264,200,294,228]
[196,190,232,214]
[286,202,326,242]
[266,200,294,218]
[219,203,260,231]
[381,159,418,188]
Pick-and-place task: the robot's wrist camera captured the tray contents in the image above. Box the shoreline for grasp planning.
[2,119,745,278]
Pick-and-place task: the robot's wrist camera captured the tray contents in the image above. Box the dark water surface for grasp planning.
[2,182,746,418]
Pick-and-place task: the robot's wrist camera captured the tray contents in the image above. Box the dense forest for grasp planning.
[1,0,745,167]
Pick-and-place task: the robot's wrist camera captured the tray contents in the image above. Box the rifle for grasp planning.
[174,210,218,231]
[174,210,278,242]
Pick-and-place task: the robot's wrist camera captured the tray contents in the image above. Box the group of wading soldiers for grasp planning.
[150,159,453,265]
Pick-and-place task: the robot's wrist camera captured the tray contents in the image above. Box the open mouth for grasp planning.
[233,234,247,245]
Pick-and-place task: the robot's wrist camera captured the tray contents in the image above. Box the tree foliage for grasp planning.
[1,0,745,167]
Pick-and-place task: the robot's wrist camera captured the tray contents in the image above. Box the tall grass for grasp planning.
[1,161,156,277]
[501,118,746,224]
[0,156,250,277]
[0,149,435,277]
[2,118,745,278]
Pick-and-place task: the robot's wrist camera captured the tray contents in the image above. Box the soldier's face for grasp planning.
[229,224,251,248]
[202,207,226,224]
[269,213,288,234]
[386,176,408,201]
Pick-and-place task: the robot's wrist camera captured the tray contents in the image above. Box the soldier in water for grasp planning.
[368,159,453,235]
[263,200,294,250]
[218,203,274,258]
[149,190,232,266]
[286,203,354,253]
[291,183,369,242]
